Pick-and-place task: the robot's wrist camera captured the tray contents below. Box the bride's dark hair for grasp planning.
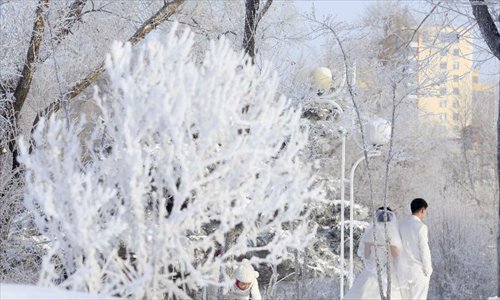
[376,207,393,223]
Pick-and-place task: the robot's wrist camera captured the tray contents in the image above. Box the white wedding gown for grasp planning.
[344,211,407,300]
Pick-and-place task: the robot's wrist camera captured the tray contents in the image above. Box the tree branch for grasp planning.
[470,0,500,60]
[65,0,185,101]
[128,0,185,45]
[255,0,273,27]
[396,1,441,53]
[28,0,186,155]
[53,0,88,45]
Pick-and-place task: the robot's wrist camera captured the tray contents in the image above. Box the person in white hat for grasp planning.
[229,259,261,300]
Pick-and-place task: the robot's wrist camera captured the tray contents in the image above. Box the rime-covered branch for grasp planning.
[28,0,186,155]
[19,26,316,299]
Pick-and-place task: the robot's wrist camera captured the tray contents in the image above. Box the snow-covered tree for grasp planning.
[18,26,317,299]
[0,0,186,283]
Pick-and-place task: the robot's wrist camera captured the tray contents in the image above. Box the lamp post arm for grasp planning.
[314,98,344,114]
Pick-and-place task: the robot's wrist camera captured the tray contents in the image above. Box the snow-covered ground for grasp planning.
[2,282,497,300]
[274,278,340,300]
[0,284,118,299]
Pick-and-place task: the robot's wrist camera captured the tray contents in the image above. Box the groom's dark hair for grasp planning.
[411,198,428,214]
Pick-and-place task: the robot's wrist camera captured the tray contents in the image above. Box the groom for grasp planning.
[399,198,432,299]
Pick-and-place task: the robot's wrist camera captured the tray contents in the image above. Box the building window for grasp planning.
[453,88,460,95]
[453,49,460,56]
[440,62,447,69]
[440,87,447,95]
[453,62,459,69]
[453,100,460,108]
[440,48,447,56]
[440,100,447,108]
[439,73,448,82]
[454,75,460,82]
[440,32,457,43]
[439,113,447,122]
[453,113,460,121]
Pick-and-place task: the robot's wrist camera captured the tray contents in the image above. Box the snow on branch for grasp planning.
[18,25,318,299]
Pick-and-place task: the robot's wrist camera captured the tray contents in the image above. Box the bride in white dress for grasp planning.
[344,207,408,300]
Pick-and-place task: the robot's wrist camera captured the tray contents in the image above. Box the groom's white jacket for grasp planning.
[399,215,433,277]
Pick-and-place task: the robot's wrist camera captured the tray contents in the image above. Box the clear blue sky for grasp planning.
[292,0,372,66]
[294,0,370,22]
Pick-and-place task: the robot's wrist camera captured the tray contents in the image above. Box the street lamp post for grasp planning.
[311,67,349,298]
[312,68,392,297]
[347,118,391,289]
[347,149,381,288]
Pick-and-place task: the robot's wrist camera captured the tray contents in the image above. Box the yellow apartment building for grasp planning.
[414,27,475,134]
[352,25,495,136]
[414,27,500,138]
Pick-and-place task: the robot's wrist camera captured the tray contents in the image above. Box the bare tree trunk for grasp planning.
[242,0,273,61]
[294,249,301,299]
[265,263,278,299]
[6,0,48,169]
[470,0,500,60]
[11,0,48,120]
[2,0,90,159]
[243,0,259,60]
[468,1,500,295]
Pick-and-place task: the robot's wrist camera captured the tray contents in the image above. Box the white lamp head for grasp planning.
[366,118,391,146]
[311,67,333,91]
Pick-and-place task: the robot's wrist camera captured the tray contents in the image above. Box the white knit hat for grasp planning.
[234,259,259,283]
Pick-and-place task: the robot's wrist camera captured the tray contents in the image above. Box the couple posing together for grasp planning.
[344,198,432,300]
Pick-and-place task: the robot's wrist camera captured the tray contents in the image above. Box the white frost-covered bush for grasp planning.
[18,26,317,299]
